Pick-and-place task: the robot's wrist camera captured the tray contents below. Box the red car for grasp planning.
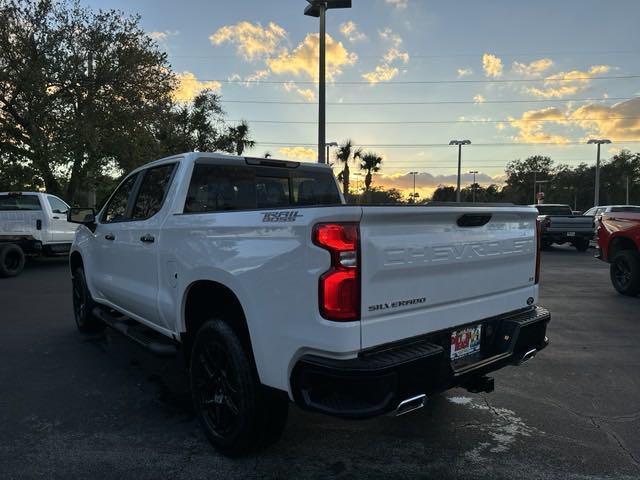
[597,212,640,296]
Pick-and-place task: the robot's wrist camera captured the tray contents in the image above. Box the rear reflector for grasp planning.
[313,223,360,321]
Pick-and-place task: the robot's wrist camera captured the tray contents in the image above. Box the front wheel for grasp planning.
[0,244,26,278]
[610,251,640,296]
[72,268,105,333]
[190,319,288,456]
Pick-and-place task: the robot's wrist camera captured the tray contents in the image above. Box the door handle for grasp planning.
[140,234,155,243]
[52,216,60,219]
[104,234,115,241]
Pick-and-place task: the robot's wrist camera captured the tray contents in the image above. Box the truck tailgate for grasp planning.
[547,216,593,232]
[359,206,538,349]
[0,211,42,237]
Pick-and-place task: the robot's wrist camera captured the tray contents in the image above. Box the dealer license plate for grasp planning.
[567,232,575,236]
[450,324,482,360]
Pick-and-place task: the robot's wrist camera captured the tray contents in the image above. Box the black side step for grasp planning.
[92,307,178,357]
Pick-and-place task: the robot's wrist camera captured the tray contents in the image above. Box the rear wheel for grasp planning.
[573,238,590,252]
[190,319,288,456]
[0,244,25,278]
[610,250,640,296]
[72,268,105,333]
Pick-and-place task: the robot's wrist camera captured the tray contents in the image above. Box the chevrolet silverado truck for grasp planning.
[597,212,640,296]
[532,203,594,251]
[68,152,550,455]
[0,192,77,277]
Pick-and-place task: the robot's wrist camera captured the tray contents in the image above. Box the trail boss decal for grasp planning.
[262,211,303,223]
[368,297,427,312]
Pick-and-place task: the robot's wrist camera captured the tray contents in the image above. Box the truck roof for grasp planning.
[132,152,333,174]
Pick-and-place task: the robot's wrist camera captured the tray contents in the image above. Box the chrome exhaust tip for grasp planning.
[519,348,537,364]
[395,394,426,416]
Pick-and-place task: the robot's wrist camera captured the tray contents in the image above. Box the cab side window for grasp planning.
[47,196,69,215]
[101,173,139,223]
[131,164,176,220]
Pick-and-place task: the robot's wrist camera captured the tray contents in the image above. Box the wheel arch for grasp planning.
[70,250,84,272]
[608,235,638,261]
[181,280,255,366]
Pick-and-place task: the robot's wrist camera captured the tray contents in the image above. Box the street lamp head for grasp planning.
[325,141,338,147]
[587,139,612,145]
[449,139,471,145]
[305,0,352,17]
[468,170,479,174]
[409,171,418,175]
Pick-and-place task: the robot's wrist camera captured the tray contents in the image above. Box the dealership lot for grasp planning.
[1,247,639,479]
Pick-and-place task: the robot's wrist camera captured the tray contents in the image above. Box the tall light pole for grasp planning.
[325,141,338,164]
[626,176,630,204]
[468,170,478,203]
[587,138,611,207]
[449,140,471,202]
[305,0,352,164]
[409,171,418,201]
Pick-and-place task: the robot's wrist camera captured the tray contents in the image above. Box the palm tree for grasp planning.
[359,151,383,192]
[335,139,361,196]
[228,120,255,155]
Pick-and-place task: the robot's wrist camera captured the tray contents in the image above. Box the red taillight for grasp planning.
[535,219,541,284]
[313,223,360,321]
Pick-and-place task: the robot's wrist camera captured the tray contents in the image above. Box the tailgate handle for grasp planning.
[457,214,492,227]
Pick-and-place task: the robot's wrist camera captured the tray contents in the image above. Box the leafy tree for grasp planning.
[0,155,44,191]
[0,0,176,202]
[358,151,383,192]
[222,120,255,156]
[503,156,553,205]
[351,187,404,205]
[431,185,456,202]
[333,139,360,196]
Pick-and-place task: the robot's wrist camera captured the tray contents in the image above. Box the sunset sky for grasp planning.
[86,0,640,198]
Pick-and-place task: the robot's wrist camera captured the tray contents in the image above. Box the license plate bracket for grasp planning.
[450,324,482,360]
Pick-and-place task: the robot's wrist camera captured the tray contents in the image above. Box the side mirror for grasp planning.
[68,207,96,225]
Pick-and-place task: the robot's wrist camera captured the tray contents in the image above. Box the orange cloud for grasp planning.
[509,107,571,144]
[569,97,640,141]
[362,64,399,84]
[283,81,316,102]
[526,65,611,98]
[267,33,357,81]
[173,72,221,102]
[340,21,366,43]
[508,97,640,143]
[482,53,503,78]
[278,146,317,161]
[512,58,553,77]
[210,21,287,60]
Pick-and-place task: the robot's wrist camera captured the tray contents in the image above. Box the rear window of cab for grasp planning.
[184,164,341,213]
[0,194,42,211]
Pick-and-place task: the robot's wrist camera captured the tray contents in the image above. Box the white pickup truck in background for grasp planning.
[0,192,77,277]
[67,152,550,455]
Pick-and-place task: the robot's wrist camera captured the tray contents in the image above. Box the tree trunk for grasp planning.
[342,163,350,195]
[365,172,372,191]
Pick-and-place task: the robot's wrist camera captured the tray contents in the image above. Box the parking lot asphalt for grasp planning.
[1,247,639,480]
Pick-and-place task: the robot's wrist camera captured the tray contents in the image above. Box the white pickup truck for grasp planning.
[68,152,550,455]
[0,192,77,277]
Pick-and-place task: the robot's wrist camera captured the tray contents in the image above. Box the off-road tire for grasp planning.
[0,244,25,278]
[610,250,640,296]
[190,319,289,456]
[72,267,105,333]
